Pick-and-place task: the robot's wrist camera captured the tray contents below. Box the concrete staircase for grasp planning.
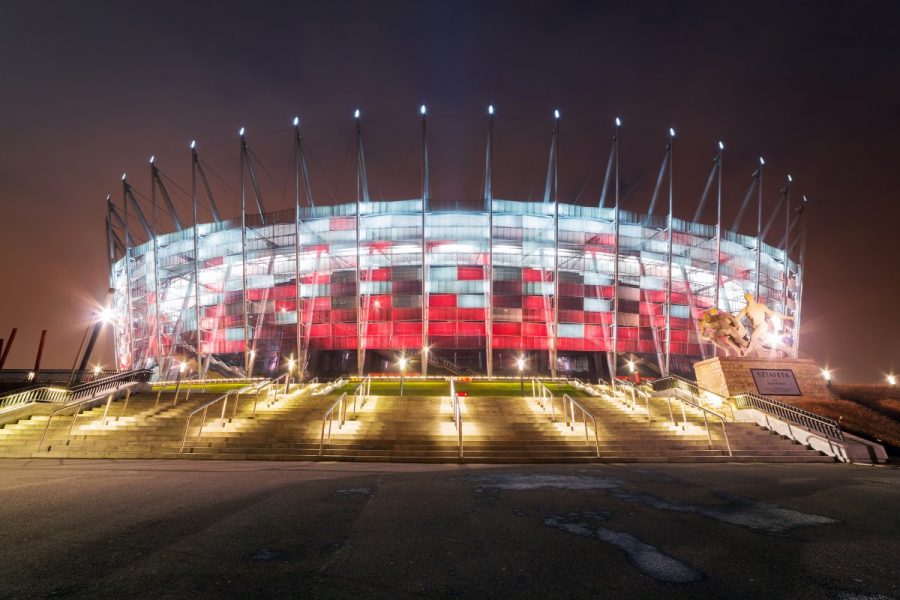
[0,383,834,463]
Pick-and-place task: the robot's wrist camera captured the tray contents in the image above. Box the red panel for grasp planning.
[643,290,666,303]
[458,266,483,280]
[522,322,549,337]
[310,324,331,337]
[457,308,486,321]
[429,294,457,308]
[365,268,391,282]
[522,296,546,309]
[395,321,422,335]
[493,322,521,336]
[522,268,544,282]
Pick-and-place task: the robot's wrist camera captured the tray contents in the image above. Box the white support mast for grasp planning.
[664,128,675,377]
[420,105,429,377]
[485,105,495,378]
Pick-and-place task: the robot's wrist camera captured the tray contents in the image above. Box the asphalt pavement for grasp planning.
[0,459,897,599]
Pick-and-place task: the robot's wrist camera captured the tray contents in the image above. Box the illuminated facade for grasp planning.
[108,198,801,380]
[105,115,804,380]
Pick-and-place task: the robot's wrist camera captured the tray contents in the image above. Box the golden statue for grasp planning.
[699,293,793,357]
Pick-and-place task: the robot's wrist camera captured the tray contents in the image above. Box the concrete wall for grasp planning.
[694,357,836,403]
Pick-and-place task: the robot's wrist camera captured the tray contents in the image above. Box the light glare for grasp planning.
[488,104,494,115]
[354,109,361,119]
[615,117,622,127]
[420,104,427,115]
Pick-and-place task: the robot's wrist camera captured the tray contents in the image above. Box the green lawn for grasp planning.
[335,380,579,397]
[151,382,251,394]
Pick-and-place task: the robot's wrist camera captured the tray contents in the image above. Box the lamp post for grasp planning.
[399,355,408,396]
[173,360,188,405]
[248,349,256,378]
[286,355,295,394]
[517,356,526,396]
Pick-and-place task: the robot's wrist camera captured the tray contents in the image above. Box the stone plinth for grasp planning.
[694,356,836,402]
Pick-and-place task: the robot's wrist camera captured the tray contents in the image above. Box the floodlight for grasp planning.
[293,116,299,126]
[420,105,427,115]
[615,117,622,127]
[718,141,724,150]
[554,109,561,119]
[354,109,361,119]
[239,127,245,136]
[488,105,494,115]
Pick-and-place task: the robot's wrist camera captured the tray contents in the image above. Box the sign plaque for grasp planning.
[750,368,802,396]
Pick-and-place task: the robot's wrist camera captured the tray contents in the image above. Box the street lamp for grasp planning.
[888,374,897,386]
[93,365,102,379]
[821,368,832,385]
[286,355,295,393]
[173,360,188,405]
[398,355,408,396]
[517,356,526,396]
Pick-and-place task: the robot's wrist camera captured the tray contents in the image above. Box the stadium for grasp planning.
[105,112,804,382]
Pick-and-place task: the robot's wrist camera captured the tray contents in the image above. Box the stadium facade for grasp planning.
[105,113,804,381]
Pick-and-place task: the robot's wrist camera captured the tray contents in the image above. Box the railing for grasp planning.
[732,392,843,441]
[651,375,734,419]
[1,385,70,412]
[449,377,463,459]
[612,377,652,424]
[428,355,476,377]
[313,377,347,395]
[665,388,732,456]
[319,392,351,456]
[531,378,558,421]
[562,394,600,457]
[36,370,153,450]
[179,382,261,452]
[152,376,266,387]
[0,368,118,384]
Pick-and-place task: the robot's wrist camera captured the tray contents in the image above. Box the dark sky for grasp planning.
[1,0,899,382]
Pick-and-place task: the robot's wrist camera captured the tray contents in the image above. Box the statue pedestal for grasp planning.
[694,356,835,402]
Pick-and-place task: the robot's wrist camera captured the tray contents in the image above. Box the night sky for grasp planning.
[1,1,898,382]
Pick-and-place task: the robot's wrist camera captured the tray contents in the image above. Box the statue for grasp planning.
[698,308,749,356]
[698,293,793,358]
[735,292,793,357]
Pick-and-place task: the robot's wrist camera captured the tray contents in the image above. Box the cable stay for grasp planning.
[150,161,184,231]
[731,169,760,232]
[645,146,670,219]
[692,153,720,223]
[597,137,616,209]
[761,178,792,241]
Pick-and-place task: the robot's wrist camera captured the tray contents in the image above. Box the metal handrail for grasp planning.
[0,368,118,384]
[651,375,735,419]
[179,382,260,452]
[449,377,463,459]
[36,370,153,450]
[612,377,652,424]
[0,385,70,411]
[562,394,600,457]
[531,378,558,421]
[667,388,732,456]
[731,391,844,441]
[319,392,350,456]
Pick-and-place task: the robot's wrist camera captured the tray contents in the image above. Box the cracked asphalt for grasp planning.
[0,459,897,599]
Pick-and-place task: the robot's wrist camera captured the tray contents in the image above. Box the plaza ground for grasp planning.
[1,459,897,599]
